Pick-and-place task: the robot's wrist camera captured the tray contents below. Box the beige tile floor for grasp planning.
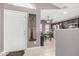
[0,38,55,56]
[23,38,55,56]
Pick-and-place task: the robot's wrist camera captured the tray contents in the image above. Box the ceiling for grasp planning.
[8,3,79,23]
[9,3,36,9]
[41,3,79,23]
[32,3,60,9]
[9,3,60,9]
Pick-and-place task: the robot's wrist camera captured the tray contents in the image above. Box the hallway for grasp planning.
[24,39,55,56]
[1,3,79,56]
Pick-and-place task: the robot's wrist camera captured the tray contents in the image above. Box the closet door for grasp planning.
[4,9,27,52]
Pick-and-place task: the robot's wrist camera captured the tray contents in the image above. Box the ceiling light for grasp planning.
[64,11,67,14]
[53,3,67,9]
[53,16,57,19]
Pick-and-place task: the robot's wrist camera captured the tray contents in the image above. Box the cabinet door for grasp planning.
[4,9,27,52]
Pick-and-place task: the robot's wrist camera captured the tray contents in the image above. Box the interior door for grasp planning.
[4,9,27,52]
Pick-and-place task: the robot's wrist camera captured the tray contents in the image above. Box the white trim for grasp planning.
[26,46,41,50]
[25,13,28,49]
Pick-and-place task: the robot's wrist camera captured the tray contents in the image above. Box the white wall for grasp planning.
[55,29,79,56]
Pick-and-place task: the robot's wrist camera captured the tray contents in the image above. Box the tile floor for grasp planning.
[0,38,55,56]
[23,38,55,56]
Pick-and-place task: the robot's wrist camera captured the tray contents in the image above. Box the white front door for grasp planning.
[4,9,27,52]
